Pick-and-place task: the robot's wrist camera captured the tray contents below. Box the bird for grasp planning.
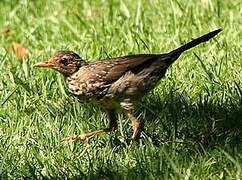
[33,29,221,142]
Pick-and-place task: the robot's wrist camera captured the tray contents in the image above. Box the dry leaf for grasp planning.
[11,43,27,58]
[0,28,12,35]
[93,9,100,17]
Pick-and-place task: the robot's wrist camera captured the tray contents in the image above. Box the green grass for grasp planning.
[0,0,241,179]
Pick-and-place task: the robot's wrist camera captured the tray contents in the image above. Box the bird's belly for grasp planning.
[77,94,121,109]
[106,72,162,102]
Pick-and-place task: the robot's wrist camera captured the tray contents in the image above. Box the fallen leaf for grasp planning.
[11,43,28,58]
[93,9,100,17]
[0,28,12,35]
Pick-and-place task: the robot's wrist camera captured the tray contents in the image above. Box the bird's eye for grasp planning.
[60,58,69,66]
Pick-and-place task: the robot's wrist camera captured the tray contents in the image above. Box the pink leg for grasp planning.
[126,111,141,140]
[61,110,117,142]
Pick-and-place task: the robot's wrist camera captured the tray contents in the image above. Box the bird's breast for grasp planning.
[65,76,116,106]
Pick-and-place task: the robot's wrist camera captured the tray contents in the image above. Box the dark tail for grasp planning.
[168,29,222,56]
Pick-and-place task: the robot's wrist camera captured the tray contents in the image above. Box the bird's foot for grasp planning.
[61,134,87,143]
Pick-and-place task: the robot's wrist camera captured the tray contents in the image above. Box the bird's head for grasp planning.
[33,51,86,76]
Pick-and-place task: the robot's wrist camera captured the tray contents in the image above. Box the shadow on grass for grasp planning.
[137,88,242,149]
[77,87,242,179]
[103,81,242,150]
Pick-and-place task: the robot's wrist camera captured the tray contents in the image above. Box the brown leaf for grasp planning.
[11,43,28,58]
[0,28,12,35]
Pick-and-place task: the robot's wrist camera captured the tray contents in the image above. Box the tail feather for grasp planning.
[168,29,222,56]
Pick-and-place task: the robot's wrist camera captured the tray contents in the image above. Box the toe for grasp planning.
[60,135,87,142]
[60,135,77,142]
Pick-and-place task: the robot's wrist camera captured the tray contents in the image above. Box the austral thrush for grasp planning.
[34,29,221,142]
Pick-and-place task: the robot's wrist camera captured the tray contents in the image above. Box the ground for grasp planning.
[0,0,241,179]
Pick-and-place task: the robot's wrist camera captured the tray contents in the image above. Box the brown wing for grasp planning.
[88,54,161,82]
[68,54,161,96]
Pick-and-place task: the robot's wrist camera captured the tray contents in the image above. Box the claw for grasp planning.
[61,134,87,143]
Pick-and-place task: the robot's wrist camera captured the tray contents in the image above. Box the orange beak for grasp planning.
[33,60,54,68]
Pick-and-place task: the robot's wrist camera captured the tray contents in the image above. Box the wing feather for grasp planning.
[67,54,161,95]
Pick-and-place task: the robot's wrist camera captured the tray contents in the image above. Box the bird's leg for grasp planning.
[61,110,117,142]
[126,111,141,140]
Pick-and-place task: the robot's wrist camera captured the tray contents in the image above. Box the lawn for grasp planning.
[0,0,241,179]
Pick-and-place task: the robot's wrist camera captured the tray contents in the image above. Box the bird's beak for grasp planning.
[33,60,54,68]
